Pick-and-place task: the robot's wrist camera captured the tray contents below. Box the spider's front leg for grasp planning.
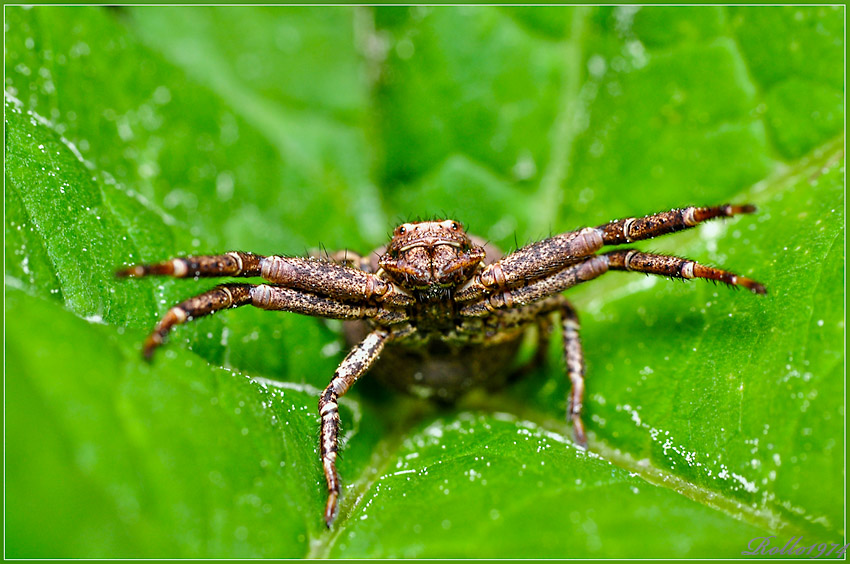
[595,203,766,292]
[118,252,412,306]
[118,252,414,358]
[595,203,756,246]
[116,251,264,279]
[456,229,604,302]
[457,204,762,302]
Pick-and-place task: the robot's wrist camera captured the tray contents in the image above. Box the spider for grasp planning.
[117,203,766,527]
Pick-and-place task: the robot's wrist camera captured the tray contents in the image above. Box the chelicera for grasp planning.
[117,204,766,527]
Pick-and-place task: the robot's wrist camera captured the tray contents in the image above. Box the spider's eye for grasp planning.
[451,222,459,231]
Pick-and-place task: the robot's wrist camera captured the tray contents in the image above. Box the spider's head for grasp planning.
[379,220,485,290]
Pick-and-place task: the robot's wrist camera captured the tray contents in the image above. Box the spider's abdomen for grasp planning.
[343,318,524,401]
[377,336,523,401]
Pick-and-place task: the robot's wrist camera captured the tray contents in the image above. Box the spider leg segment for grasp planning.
[561,301,587,448]
[116,251,264,278]
[459,257,609,317]
[319,328,393,527]
[456,228,604,302]
[595,204,756,245]
[259,256,413,306]
[142,283,253,360]
[467,295,590,447]
[604,249,767,294]
[118,253,412,307]
[513,298,588,447]
[140,283,408,360]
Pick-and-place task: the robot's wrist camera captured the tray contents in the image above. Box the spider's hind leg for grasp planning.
[560,300,588,448]
[604,249,766,293]
[476,296,589,448]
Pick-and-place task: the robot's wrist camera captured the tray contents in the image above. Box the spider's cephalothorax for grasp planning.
[118,204,767,527]
[378,220,484,292]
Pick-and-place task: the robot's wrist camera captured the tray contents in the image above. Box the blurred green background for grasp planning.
[5,6,844,558]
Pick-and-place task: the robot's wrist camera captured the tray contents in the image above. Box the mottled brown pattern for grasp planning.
[561,301,586,446]
[596,204,756,245]
[119,203,766,527]
[454,227,604,302]
[117,251,263,278]
[318,329,389,525]
[605,249,766,293]
[261,256,398,302]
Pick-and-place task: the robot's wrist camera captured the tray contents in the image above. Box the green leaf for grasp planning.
[5,6,844,558]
